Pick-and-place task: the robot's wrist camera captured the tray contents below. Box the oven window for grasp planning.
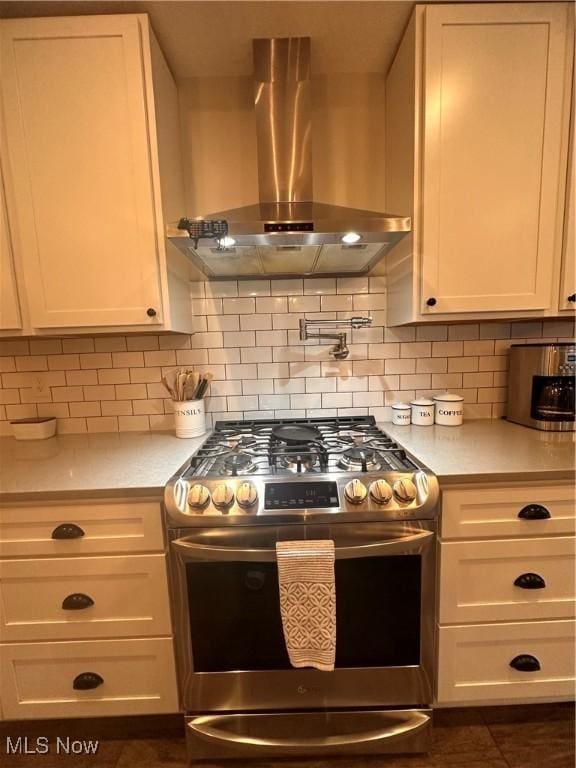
[186,555,421,672]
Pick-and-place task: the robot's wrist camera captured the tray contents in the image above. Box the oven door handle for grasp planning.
[172,529,433,561]
[187,710,430,751]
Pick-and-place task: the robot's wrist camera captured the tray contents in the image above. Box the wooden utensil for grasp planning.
[184,371,200,401]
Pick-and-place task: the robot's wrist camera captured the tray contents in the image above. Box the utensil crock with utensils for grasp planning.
[173,399,206,439]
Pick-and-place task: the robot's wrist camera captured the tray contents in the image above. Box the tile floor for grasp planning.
[1,704,573,768]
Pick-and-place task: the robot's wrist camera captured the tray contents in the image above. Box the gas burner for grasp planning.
[277,449,319,474]
[338,447,384,472]
[218,452,257,476]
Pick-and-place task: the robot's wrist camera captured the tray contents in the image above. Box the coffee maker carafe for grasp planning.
[507,343,575,431]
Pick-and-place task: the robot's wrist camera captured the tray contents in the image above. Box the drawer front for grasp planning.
[437,620,576,704]
[0,502,164,557]
[441,484,575,540]
[439,537,575,624]
[0,638,179,719]
[0,554,172,641]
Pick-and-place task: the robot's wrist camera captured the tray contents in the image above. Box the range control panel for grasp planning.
[167,471,438,526]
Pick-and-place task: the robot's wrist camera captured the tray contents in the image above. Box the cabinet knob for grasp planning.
[51,523,85,540]
[513,572,546,590]
[425,297,437,307]
[517,504,550,521]
[73,672,104,690]
[509,654,541,673]
[146,307,157,317]
[62,593,95,610]
[567,294,576,303]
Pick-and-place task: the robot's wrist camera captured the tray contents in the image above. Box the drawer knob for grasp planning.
[73,672,104,691]
[509,654,541,673]
[62,593,95,611]
[517,504,550,521]
[52,523,85,540]
[514,572,546,590]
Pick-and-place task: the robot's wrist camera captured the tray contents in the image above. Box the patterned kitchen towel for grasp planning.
[275,539,336,671]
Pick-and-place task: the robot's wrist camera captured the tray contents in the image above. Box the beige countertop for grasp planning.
[0,431,208,501]
[382,419,575,484]
[0,420,573,501]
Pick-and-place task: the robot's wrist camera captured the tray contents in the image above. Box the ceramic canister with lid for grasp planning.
[410,397,435,426]
[391,402,411,425]
[433,392,464,426]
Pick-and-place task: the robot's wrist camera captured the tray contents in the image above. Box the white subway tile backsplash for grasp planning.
[240,314,272,331]
[30,339,62,355]
[337,277,368,294]
[271,279,303,296]
[238,280,271,297]
[223,331,256,348]
[93,337,125,353]
[98,368,130,385]
[241,347,273,363]
[16,355,48,371]
[207,314,239,332]
[126,335,159,351]
[62,337,95,354]
[205,281,238,298]
[353,293,386,311]
[288,295,321,313]
[304,278,336,295]
[256,296,287,313]
[223,297,256,315]
[322,392,352,409]
[209,348,241,365]
[321,294,353,312]
[2,278,558,432]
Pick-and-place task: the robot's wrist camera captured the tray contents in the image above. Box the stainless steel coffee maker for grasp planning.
[507,343,575,431]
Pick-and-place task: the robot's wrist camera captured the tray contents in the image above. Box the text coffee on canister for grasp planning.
[433,392,464,426]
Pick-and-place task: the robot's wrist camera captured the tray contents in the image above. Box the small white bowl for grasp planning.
[11,417,57,441]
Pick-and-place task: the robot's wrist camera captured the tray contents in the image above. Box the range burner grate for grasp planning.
[187,416,417,478]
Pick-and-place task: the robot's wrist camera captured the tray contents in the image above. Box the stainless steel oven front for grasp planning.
[168,519,436,759]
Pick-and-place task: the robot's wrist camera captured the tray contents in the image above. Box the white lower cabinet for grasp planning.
[0,554,172,641]
[436,481,576,706]
[439,537,575,624]
[437,620,576,704]
[0,499,179,720]
[0,638,178,720]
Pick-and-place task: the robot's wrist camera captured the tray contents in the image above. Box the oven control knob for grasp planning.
[212,483,235,509]
[344,479,368,505]
[393,478,417,504]
[187,484,211,510]
[369,479,393,505]
[236,482,258,509]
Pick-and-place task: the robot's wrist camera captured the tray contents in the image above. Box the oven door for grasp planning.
[169,521,435,713]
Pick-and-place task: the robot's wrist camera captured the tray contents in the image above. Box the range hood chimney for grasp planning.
[168,37,411,279]
[254,37,312,205]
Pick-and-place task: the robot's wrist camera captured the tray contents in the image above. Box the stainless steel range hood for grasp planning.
[168,37,410,279]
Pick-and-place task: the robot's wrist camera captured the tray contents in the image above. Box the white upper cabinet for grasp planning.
[0,15,192,333]
[385,3,574,324]
[0,165,22,331]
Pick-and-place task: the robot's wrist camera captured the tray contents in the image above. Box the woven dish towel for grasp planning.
[275,539,336,672]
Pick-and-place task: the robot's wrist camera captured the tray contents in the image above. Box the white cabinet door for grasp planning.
[0,164,22,330]
[0,15,164,328]
[420,3,572,315]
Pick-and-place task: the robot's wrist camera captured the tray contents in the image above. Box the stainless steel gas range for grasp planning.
[164,416,439,761]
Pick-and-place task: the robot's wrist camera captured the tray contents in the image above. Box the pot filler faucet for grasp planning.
[299,317,372,359]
